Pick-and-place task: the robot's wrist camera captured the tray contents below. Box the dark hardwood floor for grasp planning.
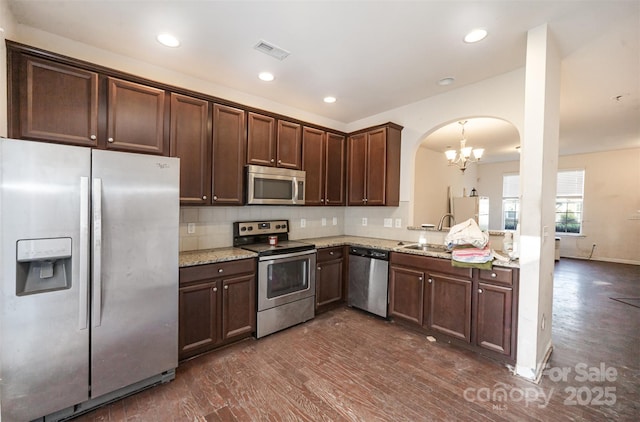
[76,258,639,421]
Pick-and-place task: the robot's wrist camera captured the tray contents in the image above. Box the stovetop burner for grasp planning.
[232,220,315,256]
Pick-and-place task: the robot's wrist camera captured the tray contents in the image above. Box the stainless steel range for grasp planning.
[233,220,316,338]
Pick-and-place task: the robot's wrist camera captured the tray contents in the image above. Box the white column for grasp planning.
[516,24,561,380]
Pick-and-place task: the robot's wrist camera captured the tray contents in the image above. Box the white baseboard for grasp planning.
[561,255,640,266]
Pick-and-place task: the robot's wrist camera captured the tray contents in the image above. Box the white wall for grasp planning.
[476,149,640,264]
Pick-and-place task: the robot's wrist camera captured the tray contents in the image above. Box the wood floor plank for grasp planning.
[72,259,638,421]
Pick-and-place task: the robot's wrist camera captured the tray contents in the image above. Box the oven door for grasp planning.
[257,249,316,311]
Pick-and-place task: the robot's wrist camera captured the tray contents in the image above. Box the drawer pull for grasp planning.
[491,272,497,278]
[218,268,224,273]
[329,251,334,255]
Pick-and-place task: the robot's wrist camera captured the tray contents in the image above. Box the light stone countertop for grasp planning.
[179,247,258,267]
[179,236,519,269]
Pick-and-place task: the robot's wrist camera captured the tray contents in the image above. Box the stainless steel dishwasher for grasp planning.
[347,247,390,318]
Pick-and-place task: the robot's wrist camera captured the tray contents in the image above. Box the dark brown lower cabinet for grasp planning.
[426,273,472,342]
[315,246,345,312]
[179,259,256,360]
[388,252,518,363]
[389,265,424,325]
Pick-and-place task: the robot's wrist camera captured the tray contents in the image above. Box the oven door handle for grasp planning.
[258,249,317,262]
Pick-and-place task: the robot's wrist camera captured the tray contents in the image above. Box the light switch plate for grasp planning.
[384,218,392,228]
[187,223,196,234]
[395,218,402,228]
[362,217,368,226]
[332,217,338,226]
[300,218,306,228]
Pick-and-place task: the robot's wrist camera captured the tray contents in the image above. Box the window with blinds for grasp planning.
[555,169,585,234]
[501,170,585,233]
[502,173,520,230]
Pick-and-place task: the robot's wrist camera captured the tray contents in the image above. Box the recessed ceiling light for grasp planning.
[323,96,337,104]
[438,77,455,86]
[464,29,488,43]
[258,72,275,82]
[157,33,180,48]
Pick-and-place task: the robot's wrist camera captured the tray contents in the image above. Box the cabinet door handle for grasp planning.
[107,137,114,143]
[418,276,423,281]
[278,159,282,164]
[213,195,218,201]
[478,288,484,294]
[270,158,275,163]
[202,195,207,200]
[224,285,229,290]
[218,268,224,273]
[90,135,97,140]
[329,251,334,255]
[317,266,321,271]
[428,278,433,283]
[213,287,218,292]
[321,198,325,202]
[491,272,497,278]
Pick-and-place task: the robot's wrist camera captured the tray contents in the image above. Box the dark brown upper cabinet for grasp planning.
[247,112,302,169]
[276,120,302,169]
[211,104,246,205]
[169,93,211,205]
[106,77,168,155]
[347,123,402,206]
[10,53,99,147]
[302,127,346,206]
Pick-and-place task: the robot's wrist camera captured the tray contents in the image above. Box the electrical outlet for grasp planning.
[321,218,327,226]
[300,218,306,228]
[362,217,368,226]
[187,223,196,234]
[332,217,338,226]
[395,218,402,228]
[384,218,392,228]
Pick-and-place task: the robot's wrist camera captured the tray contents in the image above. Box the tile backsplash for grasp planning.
[179,201,417,251]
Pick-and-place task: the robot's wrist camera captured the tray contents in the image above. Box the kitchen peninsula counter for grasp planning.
[302,235,520,269]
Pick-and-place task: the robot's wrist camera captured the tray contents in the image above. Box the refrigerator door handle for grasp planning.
[79,177,90,330]
[92,178,103,327]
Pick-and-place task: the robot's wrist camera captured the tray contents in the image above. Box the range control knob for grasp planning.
[240,227,247,232]
[275,224,281,229]
[282,224,287,229]
[247,226,253,231]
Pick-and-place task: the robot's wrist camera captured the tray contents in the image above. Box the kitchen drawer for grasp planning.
[478,267,513,286]
[390,252,472,278]
[180,258,256,285]
[317,246,344,262]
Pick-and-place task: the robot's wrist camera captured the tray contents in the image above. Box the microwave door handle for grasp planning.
[293,176,298,204]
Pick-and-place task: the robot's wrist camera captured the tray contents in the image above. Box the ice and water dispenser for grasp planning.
[16,237,72,295]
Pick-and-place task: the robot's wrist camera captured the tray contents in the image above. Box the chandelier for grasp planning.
[445,120,484,173]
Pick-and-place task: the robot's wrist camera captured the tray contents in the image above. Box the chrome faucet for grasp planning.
[437,213,456,231]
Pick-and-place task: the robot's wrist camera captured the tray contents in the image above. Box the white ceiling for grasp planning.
[7,0,640,161]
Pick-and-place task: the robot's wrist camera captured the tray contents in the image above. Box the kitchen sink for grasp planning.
[402,244,451,254]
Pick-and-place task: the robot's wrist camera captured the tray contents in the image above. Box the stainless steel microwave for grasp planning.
[246,165,305,205]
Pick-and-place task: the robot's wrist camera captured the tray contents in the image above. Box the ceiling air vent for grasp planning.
[254,40,290,61]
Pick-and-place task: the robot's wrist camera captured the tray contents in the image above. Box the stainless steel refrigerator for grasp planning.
[0,138,179,421]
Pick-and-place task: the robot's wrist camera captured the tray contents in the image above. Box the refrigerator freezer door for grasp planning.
[90,150,179,398]
[0,139,91,421]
